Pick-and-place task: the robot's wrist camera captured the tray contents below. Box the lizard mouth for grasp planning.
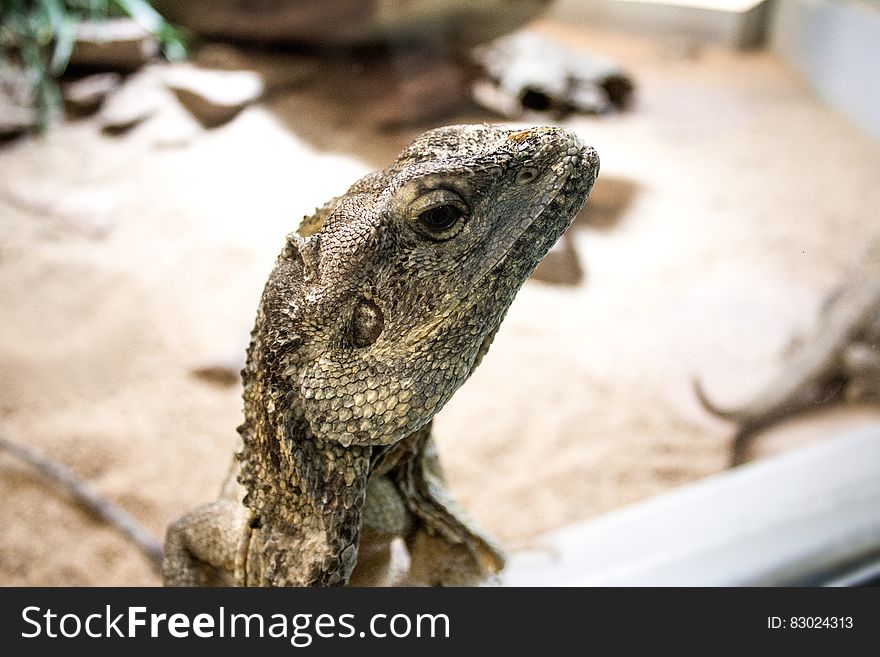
[484,140,599,285]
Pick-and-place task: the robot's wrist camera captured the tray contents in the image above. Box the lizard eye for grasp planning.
[419,204,462,232]
[410,189,469,240]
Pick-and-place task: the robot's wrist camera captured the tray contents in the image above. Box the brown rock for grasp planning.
[151,0,551,47]
[363,50,475,126]
[97,68,165,133]
[162,64,264,128]
[191,364,241,387]
[472,30,634,118]
[195,43,320,92]
[63,73,123,116]
[0,96,37,137]
[191,334,249,387]
[69,19,159,70]
[0,66,37,136]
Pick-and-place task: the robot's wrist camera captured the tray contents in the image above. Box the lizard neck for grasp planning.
[237,364,340,523]
[235,342,373,585]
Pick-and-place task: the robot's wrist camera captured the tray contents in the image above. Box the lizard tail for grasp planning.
[0,434,163,572]
[691,377,743,421]
[729,430,755,467]
[691,380,762,467]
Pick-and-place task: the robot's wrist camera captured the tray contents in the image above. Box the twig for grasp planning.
[0,434,163,570]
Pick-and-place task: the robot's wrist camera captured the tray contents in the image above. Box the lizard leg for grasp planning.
[162,498,246,586]
[348,476,411,586]
[393,431,505,586]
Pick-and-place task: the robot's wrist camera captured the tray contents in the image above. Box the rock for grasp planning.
[472,30,634,118]
[62,73,123,116]
[151,0,551,47]
[98,68,166,133]
[162,64,264,128]
[362,50,475,126]
[0,66,37,136]
[191,364,241,387]
[195,43,320,92]
[191,334,249,387]
[0,94,37,137]
[96,66,203,144]
[69,19,160,70]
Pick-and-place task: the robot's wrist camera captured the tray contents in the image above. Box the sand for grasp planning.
[1,22,879,585]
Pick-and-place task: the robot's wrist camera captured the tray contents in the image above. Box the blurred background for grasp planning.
[1,0,878,585]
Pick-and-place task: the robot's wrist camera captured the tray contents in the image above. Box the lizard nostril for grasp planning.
[516,167,539,185]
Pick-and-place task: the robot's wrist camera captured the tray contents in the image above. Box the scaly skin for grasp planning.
[163,124,600,586]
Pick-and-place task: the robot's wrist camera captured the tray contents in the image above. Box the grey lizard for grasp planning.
[161,123,599,586]
[695,238,880,466]
[0,123,598,586]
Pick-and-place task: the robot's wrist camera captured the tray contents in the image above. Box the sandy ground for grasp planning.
[1,22,879,586]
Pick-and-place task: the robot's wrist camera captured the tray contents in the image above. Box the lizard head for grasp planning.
[256,124,599,447]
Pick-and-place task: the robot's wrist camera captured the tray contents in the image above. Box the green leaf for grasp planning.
[111,0,163,32]
[2,0,188,130]
[49,16,77,76]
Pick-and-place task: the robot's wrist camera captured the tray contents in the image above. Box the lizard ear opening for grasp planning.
[350,298,384,348]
